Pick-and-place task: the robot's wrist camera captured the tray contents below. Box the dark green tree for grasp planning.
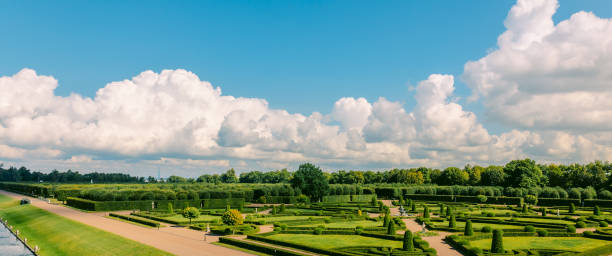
[383,214,390,227]
[423,205,430,218]
[290,163,330,201]
[403,230,414,251]
[464,219,473,236]
[491,229,504,253]
[569,203,575,213]
[595,205,601,216]
[387,221,396,235]
[503,159,543,188]
[449,215,456,228]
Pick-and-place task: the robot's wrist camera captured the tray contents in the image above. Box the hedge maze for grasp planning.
[3,181,612,255]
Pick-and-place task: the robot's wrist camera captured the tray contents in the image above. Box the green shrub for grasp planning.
[600,221,608,227]
[222,209,243,226]
[449,215,456,228]
[537,229,548,237]
[167,203,174,214]
[524,225,535,232]
[476,195,487,203]
[541,207,547,216]
[423,206,430,218]
[383,214,390,227]
[569,203,575,213]
[486,212,495,217]
[464,219,473,236]
[525,195,538,205]
[566,225,576,233]
[595,205,601,216]
[446,206,452,216]
[182,207,200,225]
[491,229,504,253]
[481,226,492,233]
[314,227,323,235]
[387,221,396,235]
[522,204,528,213]
[576,221,586,228]
[403,230,414,251]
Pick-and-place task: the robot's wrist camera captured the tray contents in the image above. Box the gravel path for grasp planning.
[381,200,463,256]
[0,190,253,256]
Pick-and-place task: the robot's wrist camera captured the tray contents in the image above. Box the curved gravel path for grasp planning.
[0,190,253,256]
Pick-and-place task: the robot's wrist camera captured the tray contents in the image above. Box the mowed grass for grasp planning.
[296,220,382,228]
[263,234,402,249]
[0,195,171,256]
[470,237,611,252]
[252,215,326,222]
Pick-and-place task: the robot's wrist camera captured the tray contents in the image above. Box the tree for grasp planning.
[449,215,456,228]
[423,206,430,218]
[446,206,452,216]
[522,204,528,213]
[491,229,504,253]
[441,167,469,185]
[290,163,329,202]
[387,221,396,235]
[503,159,544,188]
[403,230,414,251]
[383,214,391,227]
[481,165,505,186]
[182,207,200,225]
[167,175,187,183]
[168,203,174,214]
[222,209,243,226]
[221,168,237,183]
[464,219,473,236]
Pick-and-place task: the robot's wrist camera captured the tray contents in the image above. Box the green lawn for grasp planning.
[296,220,382,228]
[470,237,611,252]
[263,234,402,249]
[0,195,171,256]
[507,217,575,224]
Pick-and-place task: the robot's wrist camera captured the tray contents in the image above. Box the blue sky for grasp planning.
[1,0,612,175]
[1,1,610,115]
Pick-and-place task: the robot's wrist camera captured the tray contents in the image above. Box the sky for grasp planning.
[1,0,612,177]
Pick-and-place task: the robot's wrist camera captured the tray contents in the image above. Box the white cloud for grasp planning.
[2,0,612,175]
[464,0,612,130]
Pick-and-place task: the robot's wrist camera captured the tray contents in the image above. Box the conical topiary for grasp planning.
[491,229,504,253]
[403,230,414,251]
[464,219,473,236]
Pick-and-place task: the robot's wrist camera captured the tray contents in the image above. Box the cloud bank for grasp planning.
[1,0,611,175]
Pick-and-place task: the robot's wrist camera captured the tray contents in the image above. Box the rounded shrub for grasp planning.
[576,221,587,228]
[594,206,601,216]
[313,227,323,235]
[524,225,535,232]
[486,212,495,217]
[491,229,504,253]
[566,225,576,233]
[481,226,492,233]
[569,203,576,214]
[599,221,608,227]
[537,229,548,237]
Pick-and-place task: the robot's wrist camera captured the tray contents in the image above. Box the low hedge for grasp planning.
[219,237,310,256]
[66,197,244,211]
[322,195,352,203]
[537,198,581,207]
[584,200,612,208]
[247,234,354,256]
[109,213,160,227]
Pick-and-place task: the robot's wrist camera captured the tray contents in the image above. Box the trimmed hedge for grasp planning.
[537,198,581,207]
[219,237,310,256]
[109,213,160,227]
[66,197,244,211]
[584,199,612,208]
[248,234,354,256]
[322,195,352,203]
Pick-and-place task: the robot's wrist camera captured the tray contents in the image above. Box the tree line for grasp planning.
[2,159,611,190]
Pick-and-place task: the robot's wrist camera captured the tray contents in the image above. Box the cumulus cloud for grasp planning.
[464,0,612,130]
[2,0,612,175]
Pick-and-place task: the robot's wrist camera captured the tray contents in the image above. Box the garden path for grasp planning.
[0,190,253,256]
[381,199,463,256]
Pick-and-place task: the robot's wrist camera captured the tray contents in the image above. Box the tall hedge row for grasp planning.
[66,197,244,211]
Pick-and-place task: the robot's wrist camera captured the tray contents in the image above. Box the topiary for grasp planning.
[446,206,452,216]
[280,204,286,213]
[167,203,174,214]
[491,229,504,253]
[566,225,576,233]
[569,203,575,214]
[440,204,445,216]
[387,222,396,235]
[477,195,487,203]
[464,219,473,236]
[522,204,528,213]
[383,214,391,227]
[576,221,586,228]
[423,206,430,218]
[481,226,492,233]
[411,201,416,212]
[524,225,535,232]
[541,207,547,216]
[600,221,608,227]
[403,230,414,251]
[181,207,200,225]
[449,215,456,228]
[594,205,601,216]
[537,229,548,237]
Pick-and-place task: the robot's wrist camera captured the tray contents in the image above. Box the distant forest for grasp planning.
[1,159,611,190]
